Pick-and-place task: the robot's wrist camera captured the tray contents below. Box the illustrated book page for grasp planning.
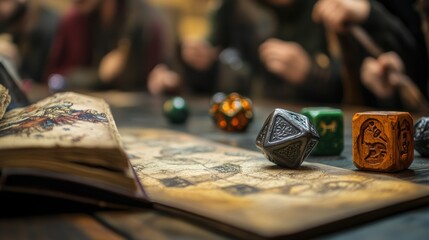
[0,84,10,119]
[121,128,429,239]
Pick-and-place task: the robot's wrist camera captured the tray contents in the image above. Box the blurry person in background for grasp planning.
[182,0,342,104]
[45,0,180,95]
[313,0,429,109]
[0,0,58,83]
[420,0,429,53]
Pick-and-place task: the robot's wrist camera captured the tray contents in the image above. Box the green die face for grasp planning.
[301,107,344,155]
[163,97,189,124]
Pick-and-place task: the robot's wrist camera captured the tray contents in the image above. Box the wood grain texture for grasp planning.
[352,112,414,172]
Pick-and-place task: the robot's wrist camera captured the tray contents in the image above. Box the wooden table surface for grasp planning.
[1,91,428,239]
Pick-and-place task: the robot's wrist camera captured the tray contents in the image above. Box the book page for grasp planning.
[0,84,10,119]
[122,128,429,238]
[0,92,121,150]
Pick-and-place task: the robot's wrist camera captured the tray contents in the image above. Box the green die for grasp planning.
[163,96,189,124]
[301,107,344,156]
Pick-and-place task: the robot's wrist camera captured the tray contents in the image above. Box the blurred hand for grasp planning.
[259,39,310,84]
[147,64,181,96]
[99,47,126,83]
[361,52,404,99]
[181,39,217,71]
[0,36,20,66]
[313,0,370,32]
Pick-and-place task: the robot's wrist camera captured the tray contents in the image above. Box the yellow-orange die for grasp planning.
[352,112,414,172]
[210,92,253,132]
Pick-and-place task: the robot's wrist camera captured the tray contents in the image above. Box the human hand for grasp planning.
[147,64,181,96]
[99,39,130,82]
[259,39,311,84]
[361,52,404,99]
[0,34,20,66]
[98,48,127,83]
[313,0,370,32]
[181,39,218,71]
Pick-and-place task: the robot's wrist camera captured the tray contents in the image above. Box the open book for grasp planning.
[0,92,147,208]
[122,128,429,239]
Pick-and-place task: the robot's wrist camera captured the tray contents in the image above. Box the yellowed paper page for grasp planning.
[0,92,120,148]
[0,92,127,170]
[121,128,429,238]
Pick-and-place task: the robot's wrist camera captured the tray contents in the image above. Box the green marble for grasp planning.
[163,97,189,124]
[301,107,344,156]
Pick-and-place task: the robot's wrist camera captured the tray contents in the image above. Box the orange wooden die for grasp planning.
[352,112,414,172]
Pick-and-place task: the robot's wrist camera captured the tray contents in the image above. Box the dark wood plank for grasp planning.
[0,214,123,240]
[95,211,231,240]
[321,206,429,240]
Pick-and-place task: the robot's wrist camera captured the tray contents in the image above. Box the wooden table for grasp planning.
[1,91,428,239]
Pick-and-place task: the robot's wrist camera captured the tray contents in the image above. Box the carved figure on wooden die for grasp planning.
[358,119,388,165]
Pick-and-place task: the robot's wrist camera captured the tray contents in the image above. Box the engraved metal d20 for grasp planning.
[256,108,320,168]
